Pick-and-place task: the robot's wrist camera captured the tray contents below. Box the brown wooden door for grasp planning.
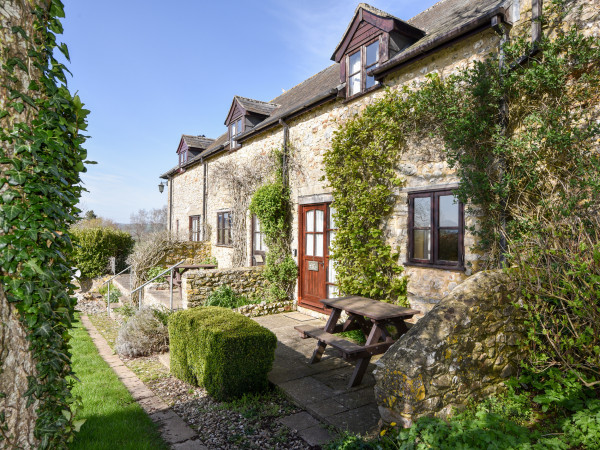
[299,204,328,310]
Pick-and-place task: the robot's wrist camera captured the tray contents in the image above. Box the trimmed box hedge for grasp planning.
[168,306,277,400]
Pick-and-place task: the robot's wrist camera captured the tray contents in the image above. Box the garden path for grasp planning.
[254,312,382,436]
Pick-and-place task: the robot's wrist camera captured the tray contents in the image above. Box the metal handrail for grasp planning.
[101,265,132,317]
[131,260,185,310]
[101,265,132,286]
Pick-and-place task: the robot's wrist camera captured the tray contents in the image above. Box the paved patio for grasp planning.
[254,311,382,436]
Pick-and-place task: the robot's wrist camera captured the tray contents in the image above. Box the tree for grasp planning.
[83,209,97,220]
[0,1,88,447]
[128,205,167,240]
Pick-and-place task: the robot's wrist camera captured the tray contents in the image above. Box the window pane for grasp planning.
[306,210,314,232]
[349,51,361,74]
[306,234,314,256]
[328,206,336,229]
[328,261,337,284]
[366,74,376,89]
[414,197,431,227]
[327,284,339,299]
[366,41,379,67]
[254,233,260,251]
[349,74,361,96]
[315,210,324,232]
[413,229,431,260]
[439,229,459,261]
[315,233,324,257]
[439,195,459,227]
[328,230,336,248]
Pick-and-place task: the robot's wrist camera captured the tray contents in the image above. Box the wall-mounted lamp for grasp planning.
[158,181,167,194]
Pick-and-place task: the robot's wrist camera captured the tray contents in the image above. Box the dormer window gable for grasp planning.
[332,4,424,97]
[177,134,214,166]
[225,96,278,150]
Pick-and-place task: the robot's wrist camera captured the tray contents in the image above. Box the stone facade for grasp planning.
[183,266,267,308]
[169,161,206,241]
[373,270,525,427]
[159,240,211,267]
[163,0,600,317]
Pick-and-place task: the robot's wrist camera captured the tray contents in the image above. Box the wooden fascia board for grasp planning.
[176,137,187,154]
[224,98,247,126]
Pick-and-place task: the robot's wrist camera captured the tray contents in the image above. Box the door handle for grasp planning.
[319,261,324,267]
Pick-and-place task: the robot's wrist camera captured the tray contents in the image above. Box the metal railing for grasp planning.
[101,265,132,317]
[131,260,185,311]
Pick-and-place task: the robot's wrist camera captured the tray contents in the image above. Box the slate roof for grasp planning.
[163,0,507,178]
[182,134,214,149]
[233,64,341,141]
[374,0,505,75]
[234,96,279,116]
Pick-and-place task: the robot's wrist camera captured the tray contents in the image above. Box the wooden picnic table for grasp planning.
[295,296,420,388]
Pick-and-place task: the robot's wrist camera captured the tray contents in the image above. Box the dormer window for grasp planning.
[332,5,425,98]
[348,39,380,96]
[179,149,188,166]
[229,117,243,149]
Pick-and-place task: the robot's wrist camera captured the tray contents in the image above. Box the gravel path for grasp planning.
[76,295,322,449]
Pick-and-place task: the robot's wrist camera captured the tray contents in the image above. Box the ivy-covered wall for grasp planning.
[1,0,88,447]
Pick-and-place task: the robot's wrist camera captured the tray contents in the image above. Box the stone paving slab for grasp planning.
[254,312,383,436]
[79,314,207,449]
[279,412,336,446]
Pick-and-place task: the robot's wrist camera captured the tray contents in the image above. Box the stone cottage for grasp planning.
[159,0,592,317]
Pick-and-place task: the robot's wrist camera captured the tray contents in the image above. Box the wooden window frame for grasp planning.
[407,190,465,270]
[346,36,381,98]
[216,211,233,247]
[178,149,188,166]
[325,204,339,299]
[189,215,201,242]
[229,117,243,149]
[251,214,266,266]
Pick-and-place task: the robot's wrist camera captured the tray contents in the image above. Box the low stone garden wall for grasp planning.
[235,300,296,318]
[183,266,267,309]
[374,270,525,427]
[160,241,211,267]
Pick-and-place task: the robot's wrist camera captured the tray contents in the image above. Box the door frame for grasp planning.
[298,202,331,312]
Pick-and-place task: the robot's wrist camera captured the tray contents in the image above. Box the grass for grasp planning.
[69,315,168,450]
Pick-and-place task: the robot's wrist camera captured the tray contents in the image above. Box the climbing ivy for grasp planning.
[323,0,600,382]
[0,0,88,447]
[249,148,297,301]
[324,95,417,304]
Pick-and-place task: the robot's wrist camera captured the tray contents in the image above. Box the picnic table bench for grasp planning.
[295,296,420,388]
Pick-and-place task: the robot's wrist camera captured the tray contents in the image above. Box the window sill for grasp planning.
[215,244,234,248]
[403,261,466,272]
[343,83,383,104]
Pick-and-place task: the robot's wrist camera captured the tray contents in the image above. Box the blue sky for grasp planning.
[61,0,439,223]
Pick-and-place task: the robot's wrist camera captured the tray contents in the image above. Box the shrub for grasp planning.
[115,306,171,357]
[71,227,134,278]
[98,284,121,304]
[204,285,255,308]
[168,306,277,400]
[146,265,167,283]
[563,399,600,449]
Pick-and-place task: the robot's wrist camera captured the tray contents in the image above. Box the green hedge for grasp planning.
[71,227,134,278]
[168,307,277,400]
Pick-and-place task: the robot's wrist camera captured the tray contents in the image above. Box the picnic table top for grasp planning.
[320,296,420,321]
[178,264,217,270]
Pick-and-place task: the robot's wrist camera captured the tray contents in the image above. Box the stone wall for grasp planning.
[235,300,295,318]
[183,266,267,308]
[374,270,525,427]
[169,161,205,241]
[159,240,211,267]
